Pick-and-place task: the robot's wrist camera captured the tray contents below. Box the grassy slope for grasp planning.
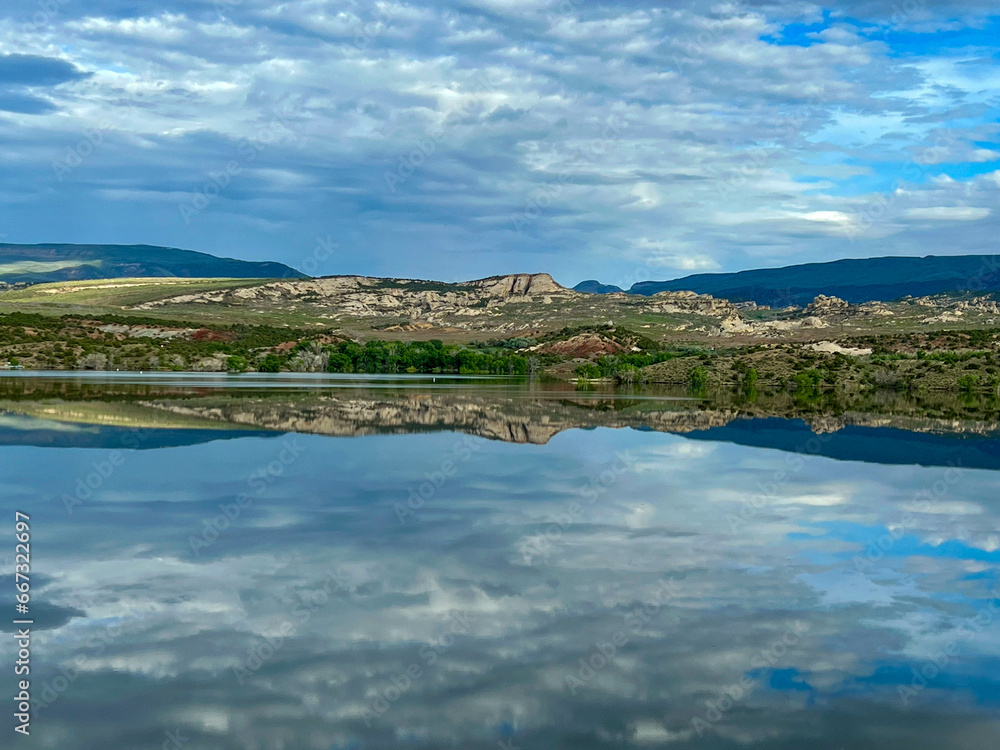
[3,276,1000,343]
[0,278,276,323]
[642,345,1000,394]
[0,400,248,431]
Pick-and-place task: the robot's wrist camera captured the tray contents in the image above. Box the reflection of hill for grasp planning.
[2,385,999,469]
[0,399,275,449]
[686,418,1000,472]
[0,417,275,450]
[129,394,1000,469]
[137,394,737,444]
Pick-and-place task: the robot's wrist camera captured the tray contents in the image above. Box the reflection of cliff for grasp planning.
[3,390,1000,467]
[133,393,1000,445]
[137,395,739,444]
[3,375,1000,447]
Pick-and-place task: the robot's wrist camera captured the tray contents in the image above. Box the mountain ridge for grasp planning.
[574,254,1000,306]
[6,245,1000,308]
[0,243,306,284]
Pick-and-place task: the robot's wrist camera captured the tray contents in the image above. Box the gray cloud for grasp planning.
[0,1,997,281]
[0,90,57,114]
[0,53,88,85]
[0,53,89,115]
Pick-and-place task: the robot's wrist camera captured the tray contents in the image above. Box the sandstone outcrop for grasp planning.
[648,290,738,316]
[134,273,575,330]
[804,295,850,315]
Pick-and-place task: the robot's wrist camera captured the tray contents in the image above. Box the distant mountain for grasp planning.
[583,255,1000,306]
[573,280,624,294]
[0,243,307,284]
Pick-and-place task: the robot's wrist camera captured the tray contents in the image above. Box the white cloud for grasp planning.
[68,13,189,42]
[904,206,991,221]
[629,182,660,208]
[0,0,998,282]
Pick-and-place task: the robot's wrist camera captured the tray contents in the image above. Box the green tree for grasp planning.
[327,352,353,373]
[258,354,283,373]
[689,366,709,392]
[958,373,979,393]
[226,355,248,373]
[792,369,822,391]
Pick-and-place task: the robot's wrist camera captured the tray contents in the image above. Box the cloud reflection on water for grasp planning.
[0,420,998,749]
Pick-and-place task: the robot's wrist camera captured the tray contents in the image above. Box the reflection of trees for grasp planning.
[2,377,999,445]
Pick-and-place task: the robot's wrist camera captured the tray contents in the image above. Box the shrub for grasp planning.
[258,354,283,373]
[574,363,602,379]
[614,364,646,385]
[689,366,709,392]
[226,355,248,373]
[792,369,823,391]
[958,374,979,393]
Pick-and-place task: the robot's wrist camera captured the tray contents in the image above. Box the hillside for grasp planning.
[3,271,999,345]
[573,280,624,294]
[585,255,1000,306]
[0,243,306,284]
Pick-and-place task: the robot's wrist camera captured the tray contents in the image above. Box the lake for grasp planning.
[1,373,998,749]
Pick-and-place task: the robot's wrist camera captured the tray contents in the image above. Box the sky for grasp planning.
[0,0,998,285]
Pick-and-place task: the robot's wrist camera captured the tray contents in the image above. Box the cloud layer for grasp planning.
[0,1,998,282]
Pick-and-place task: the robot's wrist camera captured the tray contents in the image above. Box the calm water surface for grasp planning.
[1,374,998,749]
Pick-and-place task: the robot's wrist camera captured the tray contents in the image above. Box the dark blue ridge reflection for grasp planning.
[5,411,1000,471]
[0,420,278,450]
[685,418,1000,471]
